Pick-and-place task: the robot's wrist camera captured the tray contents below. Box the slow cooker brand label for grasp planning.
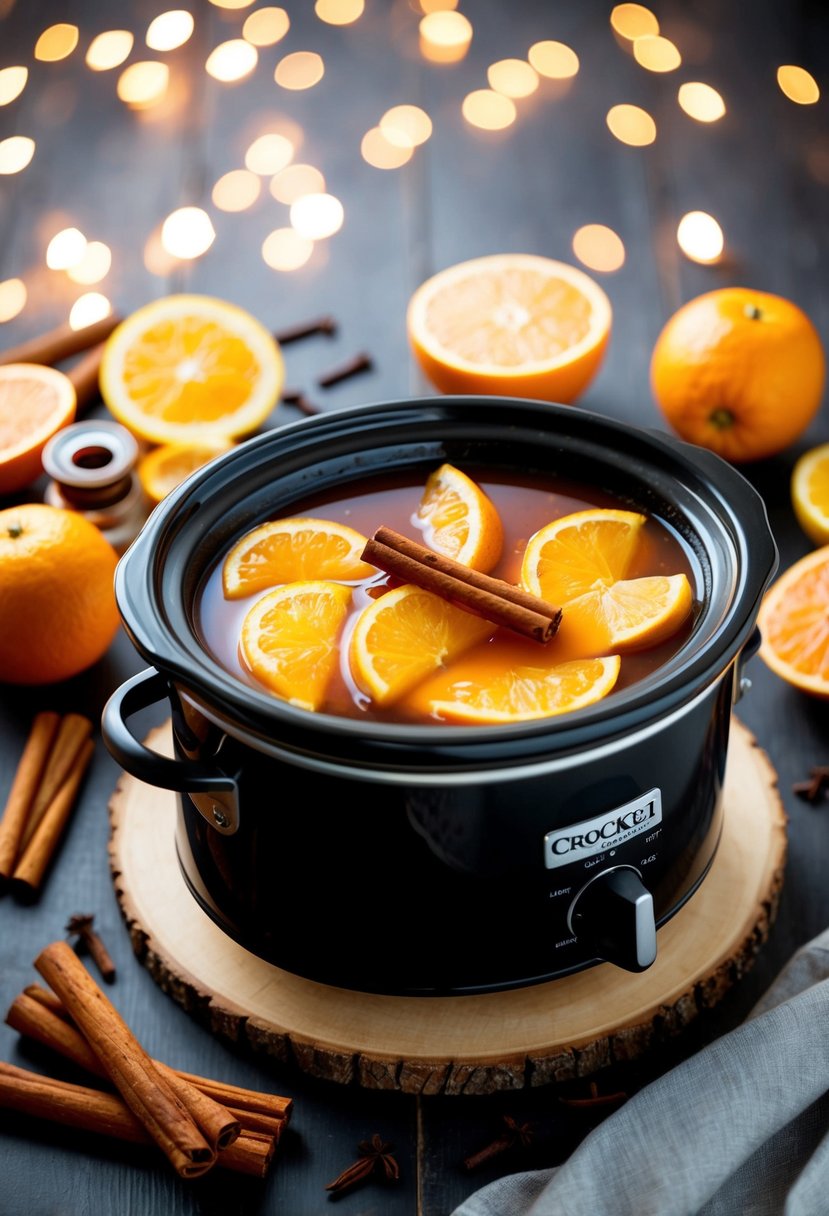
[543,789,662,870]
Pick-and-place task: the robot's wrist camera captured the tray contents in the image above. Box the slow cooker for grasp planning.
[101,397,777,995]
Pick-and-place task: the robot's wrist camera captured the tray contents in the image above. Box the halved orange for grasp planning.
[100,294,284,445]
[138,438,235,504]
[0,364,76,495]
[349,584,494,705]
[521,508,693,652]
[416,462,503,573]
[406,254,612,402]
[240,580,352,710]
[428,655,621,723]
[791,443,829,547]
[757,547,829,697]
[223,517,375,600]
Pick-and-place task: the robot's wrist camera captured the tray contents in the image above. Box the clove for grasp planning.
[463,1115,535,1171]
[273,315,337,345]
[65,914,116,983]
[792,766,829,803]
[317,351,373,388]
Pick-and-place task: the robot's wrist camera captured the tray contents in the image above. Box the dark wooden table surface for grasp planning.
[1,1,828,1212]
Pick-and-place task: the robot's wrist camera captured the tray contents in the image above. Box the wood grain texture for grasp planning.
[108,718,786,1096]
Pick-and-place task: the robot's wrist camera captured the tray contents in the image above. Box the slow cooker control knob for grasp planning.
[567,866,657,973]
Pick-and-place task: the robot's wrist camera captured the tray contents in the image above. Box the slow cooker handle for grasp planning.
[101,667,240,835]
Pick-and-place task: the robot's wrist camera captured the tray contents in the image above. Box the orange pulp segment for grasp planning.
[240,580,352,710]
[416,462,503,572]
[138,438,235,504]
[791,443,829,547]
[521,508,692,652]
[428,654,621,723]
[349,583,494,705]
[0,364,76,495]
[223,517,375,599]
[757,547,829,697]
[406,253,612,402]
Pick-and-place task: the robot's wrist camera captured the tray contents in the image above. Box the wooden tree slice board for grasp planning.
[109,716,787,1096]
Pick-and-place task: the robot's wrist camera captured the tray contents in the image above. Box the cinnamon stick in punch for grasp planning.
[34,940,220,1178]
[362,526,562,643]
[0,314,121,368]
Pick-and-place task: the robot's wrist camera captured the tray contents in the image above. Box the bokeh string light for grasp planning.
[0,279,27,323]
[777,65,820,105]
[146,11,195,52]
[678,82,726,122]
[572,225,626,273]
[66,242,112,285]
[275,52,325,89]
[69,292,112,330]
[0,66,27,105]
[270,163,326,203]
[606,103,656,146]
[487,59,539,99]
[161,207,216,259]
[419,11,473,64]
[34,24,79,62]
[361,127,414,169]
[462,90,516,131]
[46,228,87,271]
[610,4,659,41]
[290,192,344,240]
[212,169,262,211]
[379,105,432,148]
[117,62,170,108]
[0,136,35,174]
[315,0,365,25]
[245,132,294,174]
[632,35,681,72]
[677,211,724,264]
[206,40,258,83]
[262,228,314,270]
[85,31,134,72]
[243,8,290,47]
[527,41,579,79]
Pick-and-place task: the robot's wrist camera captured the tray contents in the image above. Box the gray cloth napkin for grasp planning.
[452,927,829,1216]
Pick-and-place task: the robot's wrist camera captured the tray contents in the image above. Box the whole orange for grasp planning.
[0,504,120,685]
[650,288,825,463]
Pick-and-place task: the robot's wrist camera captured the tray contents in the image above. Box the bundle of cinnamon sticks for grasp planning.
[0,711,94,898]
[2,941,293,1180]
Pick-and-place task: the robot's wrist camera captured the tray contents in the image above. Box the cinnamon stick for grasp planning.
[12,738,94,897]
[34,941,216,1178]
[19,714,92,852]
[65,343,104,414]
[0,1063,275,1178]
[0,315,121,368]
[7,986,292,1131]
[363,526,563,643]
[0,712,61,882]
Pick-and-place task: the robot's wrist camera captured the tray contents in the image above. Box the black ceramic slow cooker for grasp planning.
[101,397,777,995]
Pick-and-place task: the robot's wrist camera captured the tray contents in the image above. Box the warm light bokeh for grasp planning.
[677,211,724,264]
[379,105,432,148]
[86,30,134,71]
[290,192,344,239]
[418,0,459,11]
[212,169,262,211]
[632,35,681,72]
[69,293,112,331]
[35,24,79,62]
[610,4,659,40]
[161,207,216,259]
[462,90,516,131]
[274,51,325,89]
[487,59,539,99]
[46,228,88,271]
[419,11,473,64]
[678,82,726,122]
[262,228,314,270]
[0,136,35,174]
[243,7,290,47]
[206,40,258,83]
[245,132,294,174]
[208,0,255,8]
[270,163,326,203]
[777,65,820,105]
[527,41,579,79]
[117,61,170,108]
[572,224,626,273]
[146,11,195,52]
[67,241,112,285]
[360,127,414,169]
[0,66,27,106]
[0,279,26,323]
[606,103,656,146]
[315,0,365,25]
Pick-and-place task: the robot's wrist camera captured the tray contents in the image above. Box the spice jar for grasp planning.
[42,420,148,554]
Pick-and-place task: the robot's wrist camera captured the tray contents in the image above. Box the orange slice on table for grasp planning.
[428,655,621,724]
[791,443,829,547]
[240,580,352,711]
[757,547,829,698]
[0,364,76,495]
[99,294,283,445]
[406,253,612,402]
[223,517,375,600]
[349,584,494,705]
[416,462,503,573]
[521,508,693,652]
[138,438,235,505]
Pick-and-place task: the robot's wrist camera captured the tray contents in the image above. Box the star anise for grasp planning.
[325,1133,400,1196]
